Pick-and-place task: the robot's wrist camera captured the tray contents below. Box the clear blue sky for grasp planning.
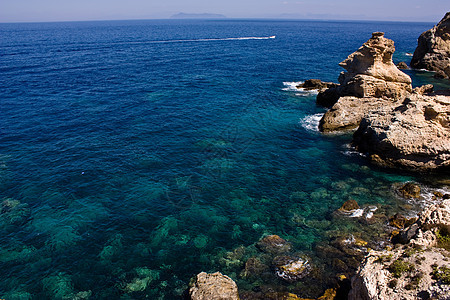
[0,0,448,23]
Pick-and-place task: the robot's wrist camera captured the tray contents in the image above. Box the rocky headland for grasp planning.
[314,30,450,172]
[352,91,450,171]
[411,12,450,79]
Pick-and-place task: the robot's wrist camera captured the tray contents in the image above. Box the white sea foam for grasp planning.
[365,206,378,219]
[282,81,304,91]
[300,113,323,132]
[341,144,366,157]
[349,209,364,218]
[282,81,320,96]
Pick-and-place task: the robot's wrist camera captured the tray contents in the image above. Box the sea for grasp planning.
[1,19,449,299]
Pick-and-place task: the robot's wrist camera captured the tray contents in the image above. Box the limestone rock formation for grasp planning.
[348,247,450,300]
[319,96,399,132]
[349,197,450,299]
[339,32,411,84]
[317,32,412,108]
[411,12,450,79]
[418,199,450,227]
[189,272,240,300]
[352,92,450,171]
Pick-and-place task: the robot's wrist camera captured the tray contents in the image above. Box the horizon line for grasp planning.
[0,16,437,25]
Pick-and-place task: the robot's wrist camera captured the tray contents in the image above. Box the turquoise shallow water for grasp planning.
[1,19,449,299]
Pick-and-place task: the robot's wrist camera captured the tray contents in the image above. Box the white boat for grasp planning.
[269,35,276,39]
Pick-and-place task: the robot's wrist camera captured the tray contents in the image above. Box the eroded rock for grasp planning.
[317,32,412,109]
[189,272,240,300]
[272,255,312,282]
[348,247,450,300]
[411,12,450,79]
[352,93,450,171]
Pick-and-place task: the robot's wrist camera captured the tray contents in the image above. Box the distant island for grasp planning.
[170,13,227,19]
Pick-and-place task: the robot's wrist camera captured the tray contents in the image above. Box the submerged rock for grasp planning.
[339,199,360,211]
[272,255,312,282]
[0,198,31,228]
[398,182,421,199]
[411,12,450,79]
[257,235,292,254]
[189,272,240,300]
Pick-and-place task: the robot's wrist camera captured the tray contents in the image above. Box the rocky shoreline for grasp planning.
[185,13,450,300]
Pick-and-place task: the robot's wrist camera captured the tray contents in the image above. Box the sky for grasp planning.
[0,0,448,23]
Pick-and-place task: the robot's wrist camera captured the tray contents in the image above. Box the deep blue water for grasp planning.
[1,19,449,299]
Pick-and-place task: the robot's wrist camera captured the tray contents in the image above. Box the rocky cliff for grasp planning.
[315,31,450,172]
[352,92,450,172]
[317,32,412,108]
[318,32,413,132]
[411,12,450,79]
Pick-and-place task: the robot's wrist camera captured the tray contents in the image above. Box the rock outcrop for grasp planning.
[348,247,450,300]
[315,32,450,171]
[319,96,398,132]
[296,79,337,91]
[317,32,414,132]
[352,92,450,171]
[349,198,450,300]
[189,272,240,300]
[411,12,450,79]
[317,32,412,108]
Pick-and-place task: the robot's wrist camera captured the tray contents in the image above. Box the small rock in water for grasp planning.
[398,182,421,199]
[189,272,239,300]
[396,62,409,69]
[389,213,407,229]
[272,255,311,282]
[339,199,360,211]
[257,235,292,254]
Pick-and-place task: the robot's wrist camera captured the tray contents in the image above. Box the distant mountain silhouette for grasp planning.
[170,13,227,19]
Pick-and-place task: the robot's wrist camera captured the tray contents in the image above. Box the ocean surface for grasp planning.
[1,19,449,299]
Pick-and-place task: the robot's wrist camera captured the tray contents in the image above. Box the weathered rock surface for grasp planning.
[411,12,450,79]
[317,32,416,132]
[352,93,450,171]
[319,96,400,132]
[189,272,240,300]
[419,199,450,227]
[296,79,337,91]
[272,255,312,282]
[339,32,411,85]
[398,182,421,199]
[317,32,412,108]
[349,198,450,300]
[257,235,292,254]
[348,247,450,300]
